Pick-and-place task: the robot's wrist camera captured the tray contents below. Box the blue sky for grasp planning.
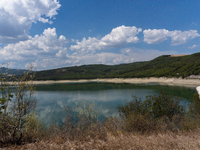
[0,0,200,70]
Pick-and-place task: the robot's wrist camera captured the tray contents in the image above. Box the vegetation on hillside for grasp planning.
[35,52,200,80]
[0,66,27,75]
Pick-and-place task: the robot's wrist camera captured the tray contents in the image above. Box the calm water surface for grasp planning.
[34,82,196,125]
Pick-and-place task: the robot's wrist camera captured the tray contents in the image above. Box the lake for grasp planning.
[34,82,196,125]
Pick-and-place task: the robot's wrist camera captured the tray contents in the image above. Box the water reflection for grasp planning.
[34,83,196,125]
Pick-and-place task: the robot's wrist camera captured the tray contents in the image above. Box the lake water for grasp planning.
[34,82,196,125]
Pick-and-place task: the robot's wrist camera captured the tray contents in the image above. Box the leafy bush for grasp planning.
[117,92,186,133]
[117,96,151,118]
[0,66,44,145]
[117,92,185,120]
[189,93,200,116]
[149,92,185,120]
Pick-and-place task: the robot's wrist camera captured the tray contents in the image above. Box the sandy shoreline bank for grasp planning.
[29,77,200,88]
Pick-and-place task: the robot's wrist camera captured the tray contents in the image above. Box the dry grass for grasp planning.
[2,131,200,150]
[1,116,200,149]
[170,55,187,57]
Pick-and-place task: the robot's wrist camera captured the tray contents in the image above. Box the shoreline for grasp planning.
[30,77,200,88]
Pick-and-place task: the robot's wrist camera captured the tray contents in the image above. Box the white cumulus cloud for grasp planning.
[143,29,200,45]
[70,25,142,51]
[0,27,178,70]
[0,0,61,44]
[189,44,198,49]
[143,29,169,44]
[0,28,68,69]
[169,30,200,45]
[0,24,186,70]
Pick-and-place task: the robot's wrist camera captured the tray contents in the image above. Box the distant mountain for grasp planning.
[35,52,200,80]
[0,67,27,75]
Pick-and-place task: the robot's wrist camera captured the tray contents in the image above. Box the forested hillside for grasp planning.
[35,53,200,80]
[0,67,27,75]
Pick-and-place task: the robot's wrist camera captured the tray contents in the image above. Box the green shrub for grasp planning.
[149,92,185,120]
[117,92,185,120]
[189,92,200,116]
[116,95,152,118]
[124,113,153,133]
[0,65,43,145]
[117,92,186,133]
[23,112,45,142]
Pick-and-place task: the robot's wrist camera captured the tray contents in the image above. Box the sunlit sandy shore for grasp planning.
[28,77,200,88]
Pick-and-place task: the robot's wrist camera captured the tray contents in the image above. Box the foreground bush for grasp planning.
[117,92,200,133]
[0,66,45,146]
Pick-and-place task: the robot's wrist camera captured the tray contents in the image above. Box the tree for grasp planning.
[0,65,42,144]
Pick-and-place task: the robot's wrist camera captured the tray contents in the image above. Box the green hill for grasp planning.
[35,53,200,80]
[0,67,27,75]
